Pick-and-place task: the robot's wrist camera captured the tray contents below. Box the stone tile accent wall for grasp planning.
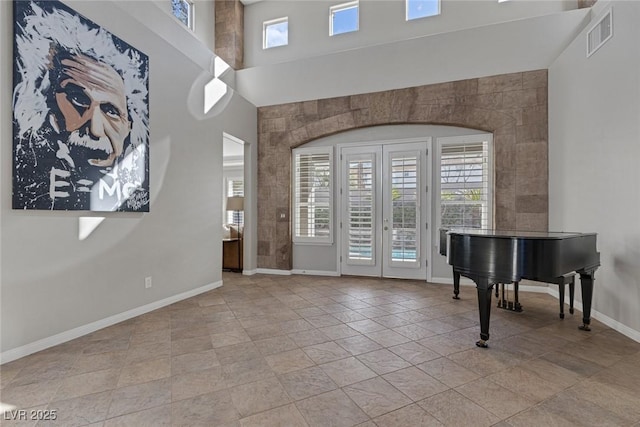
[215,0,244,69]
[257,70,548,270]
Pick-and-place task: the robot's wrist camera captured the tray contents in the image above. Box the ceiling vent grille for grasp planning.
[587,8,613,57]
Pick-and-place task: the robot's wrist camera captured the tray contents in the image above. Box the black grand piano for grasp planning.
[439,228,600,348]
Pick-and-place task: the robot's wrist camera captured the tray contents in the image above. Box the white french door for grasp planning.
[340,141,428,279]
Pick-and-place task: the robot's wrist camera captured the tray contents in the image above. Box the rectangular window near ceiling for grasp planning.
[330,1,359,36]
[438,138,492,230]
[263,17,288,49]
[226,178,244,226]
[406,0,440,21]
[172,0,194,30]
[293,147,333,244]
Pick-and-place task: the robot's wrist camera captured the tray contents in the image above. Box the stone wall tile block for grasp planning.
[495,146,516,176]
[495,169,516,191]
[260,117,287,133]
[456,93,504,109]
[516,143,548,183]
[453,78,479,96]
[497,209,517,230]
[522,70,547,89]
[290,127,310,148]
[318,97,351,119]
[522,105,548,126]
[516,195,547,213]
[258,240,271,256]
[303,100,319,117]
[516,213,548,232]
[478,73,523,94]
[516,123,547,143]
[287,115,308,132]
[407,104,430,122]
[415,82,455,103]
[502,89,539,109]
[353,108,372,127]
[350,94,370,109]
[336,111,356,130]
[259,103,303,120]
[389,88,417,122]
[516,176,547,196]
[305,121,326,140]
[262,131,286,149]
[536,87,548,106]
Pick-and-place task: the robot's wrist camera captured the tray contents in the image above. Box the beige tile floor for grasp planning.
[2,272,640,427]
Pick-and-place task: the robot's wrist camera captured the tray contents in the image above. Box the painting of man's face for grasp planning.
[53,53,132,167]
[12,0,149,212]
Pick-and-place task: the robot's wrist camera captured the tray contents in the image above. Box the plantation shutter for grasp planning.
[293,147,332,243]
[440,142,490,229]
[226,178,244,225]
[346,154,376,263]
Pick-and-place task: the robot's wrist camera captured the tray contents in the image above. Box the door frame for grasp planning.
[336,137,432,280]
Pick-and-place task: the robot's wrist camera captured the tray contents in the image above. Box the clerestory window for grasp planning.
[263,17,289,49]
[330,1,359,36]
[406,0,440,21]
[172,0,194,30]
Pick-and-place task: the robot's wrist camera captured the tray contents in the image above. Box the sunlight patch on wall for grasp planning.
[79,216,106,240]
[214,56,231,78]
[205,78,228,114]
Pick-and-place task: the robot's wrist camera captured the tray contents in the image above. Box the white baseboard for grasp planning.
[0,281,223,365]
[429,276,475,286]
[591,310,640,343]
[242,269,257,276]
[291,269,340,277]
[255,268,292,275]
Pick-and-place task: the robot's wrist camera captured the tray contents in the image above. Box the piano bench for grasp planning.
[554,273,576,319]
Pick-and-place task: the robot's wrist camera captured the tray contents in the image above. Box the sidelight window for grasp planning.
[293,147,333,244]
[437,136,492,229]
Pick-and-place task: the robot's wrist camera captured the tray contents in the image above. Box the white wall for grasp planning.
[238,7,589,106]
[549,1,640,338]
[0,0,257,361]
[244,0,577,68]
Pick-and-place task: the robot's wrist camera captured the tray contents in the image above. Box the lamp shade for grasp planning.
[226,196,244,211]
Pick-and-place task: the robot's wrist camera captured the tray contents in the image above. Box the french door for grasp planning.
[340,141,428,279]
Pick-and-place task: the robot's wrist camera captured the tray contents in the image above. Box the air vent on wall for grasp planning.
[587,8,613,57]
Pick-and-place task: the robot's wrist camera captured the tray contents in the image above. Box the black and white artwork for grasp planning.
[12,0,150,212]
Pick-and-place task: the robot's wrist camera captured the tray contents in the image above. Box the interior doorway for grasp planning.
[222,133,245,272]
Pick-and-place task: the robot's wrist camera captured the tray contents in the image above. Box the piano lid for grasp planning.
[445,228,597,240]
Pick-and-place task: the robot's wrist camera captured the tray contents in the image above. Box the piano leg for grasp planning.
[513,282,522,312]
[569,275,575,315]
[453,270,460,300]
[559,280,565,319]
[578,270,595,331]
[476,278,493,348]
